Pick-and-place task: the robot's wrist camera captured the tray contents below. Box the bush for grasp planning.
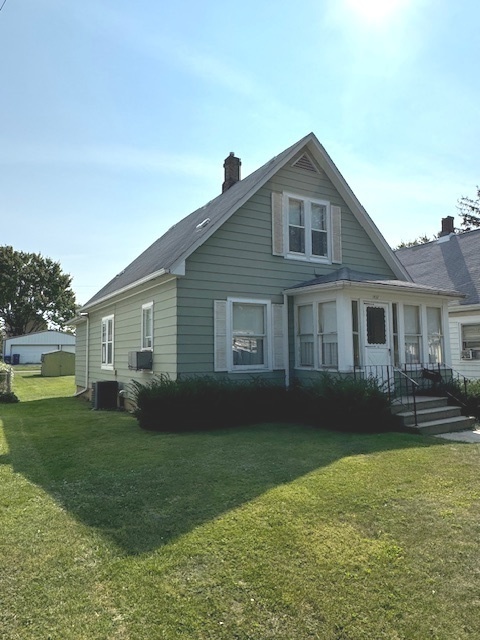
[0,391,19,403]
[129,373,395,434]
[449,379,480,419]
[291,374,397,433]
[128,374,288,431]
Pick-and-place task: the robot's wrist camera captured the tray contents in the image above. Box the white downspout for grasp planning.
[85,314,89,391]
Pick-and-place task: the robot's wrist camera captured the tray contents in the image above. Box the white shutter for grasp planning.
[331,205,342,264]
[272,303,285,370]
[271,191,284,256]
[214,300,228,372]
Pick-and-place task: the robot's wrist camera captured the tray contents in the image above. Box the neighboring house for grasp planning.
[396,218,480,379]
[73,133,462,400]
[2,330,76,365]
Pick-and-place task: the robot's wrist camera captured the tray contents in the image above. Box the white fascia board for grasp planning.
[168,134,317,274]
[80,269,171,312]
[284,280,463,299]
[304,139,411,282]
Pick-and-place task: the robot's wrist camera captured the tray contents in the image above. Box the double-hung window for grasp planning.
[286,194,329,260]
[404,305,421,364]
[427,307,443,364]
[232,301,268,369]
[142,302,153,350]
[318,301,338,367]
[295,301,338,369]
[101,315,114,368]
[462,324,480,359]
[297,305,314,367]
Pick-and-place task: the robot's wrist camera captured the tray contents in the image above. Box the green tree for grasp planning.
[395,235,434,249]
[457,187,480,231]
[0,246,77,336]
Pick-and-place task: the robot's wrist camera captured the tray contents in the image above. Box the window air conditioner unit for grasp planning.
[461,349,473,360]
[128,351,153,371]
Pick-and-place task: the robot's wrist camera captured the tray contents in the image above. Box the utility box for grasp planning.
[92,381,119,410]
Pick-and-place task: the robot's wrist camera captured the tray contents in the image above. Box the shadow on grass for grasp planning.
[1,395,447,556]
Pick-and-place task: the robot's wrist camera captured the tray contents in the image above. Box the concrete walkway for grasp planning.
[435,427,480,443]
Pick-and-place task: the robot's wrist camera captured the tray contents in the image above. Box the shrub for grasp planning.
[291,374,396,433]
[449,379,480,419]
[128,374,288,432]
[0,391,19,403]
[129,373,395,434]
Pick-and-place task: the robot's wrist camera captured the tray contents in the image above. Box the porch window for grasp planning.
[297,305,314,367]
[318,301,338,367]
[352,300,360,367]
[427,307,443,364]
[404,305,421,364]
[101,315,114,368]
[232,302,267,368]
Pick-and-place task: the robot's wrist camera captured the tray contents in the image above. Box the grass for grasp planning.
[1,372,479,638]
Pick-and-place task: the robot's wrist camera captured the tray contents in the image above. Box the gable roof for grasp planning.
[396,229,480,306]
[82,133,411,310]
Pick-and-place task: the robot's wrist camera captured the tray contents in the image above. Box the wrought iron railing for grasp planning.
[354,362,475,425]
[353,364,420,425]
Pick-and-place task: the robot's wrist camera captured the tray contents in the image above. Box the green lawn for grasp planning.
[1,373,479,639]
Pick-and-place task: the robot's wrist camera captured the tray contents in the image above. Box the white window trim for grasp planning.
[284,192,331,263]
[101,314,114,370]
[141,301,154,351]
[227,297,272,372]
[294,300,338,370]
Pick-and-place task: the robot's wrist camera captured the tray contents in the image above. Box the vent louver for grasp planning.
[292,153,319,173]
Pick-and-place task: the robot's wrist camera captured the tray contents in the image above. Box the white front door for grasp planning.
[364,302,391,366]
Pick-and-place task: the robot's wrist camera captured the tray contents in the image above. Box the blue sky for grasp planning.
[1,0,479,305]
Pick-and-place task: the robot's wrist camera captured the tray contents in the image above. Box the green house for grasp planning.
[72,133,461,401]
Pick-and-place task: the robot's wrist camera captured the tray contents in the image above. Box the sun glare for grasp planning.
[344,0,408,25]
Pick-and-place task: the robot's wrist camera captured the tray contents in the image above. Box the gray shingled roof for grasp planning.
[83,135,310,308]
[396,230,480,305]
[285,267,461,297]
[82,132,411,309]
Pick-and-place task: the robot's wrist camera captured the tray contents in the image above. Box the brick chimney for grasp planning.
[439,216,455,237]
[222,152,241,192]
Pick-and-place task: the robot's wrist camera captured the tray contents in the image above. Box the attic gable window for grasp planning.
[272,192,342,263]
[287,194,329,260]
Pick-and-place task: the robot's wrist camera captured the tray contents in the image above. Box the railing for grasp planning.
[353,364,420,425]
[355,361,476,424]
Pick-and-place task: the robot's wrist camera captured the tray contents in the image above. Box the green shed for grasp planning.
[41,350,75,377]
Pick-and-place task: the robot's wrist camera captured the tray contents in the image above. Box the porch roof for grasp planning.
[284,267,464,298]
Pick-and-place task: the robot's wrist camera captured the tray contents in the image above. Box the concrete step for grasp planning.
[402,415,476,436]
[397,405,462,427]
[391,395,448,414]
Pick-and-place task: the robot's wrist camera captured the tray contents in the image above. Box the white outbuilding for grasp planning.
[2,330,75,365]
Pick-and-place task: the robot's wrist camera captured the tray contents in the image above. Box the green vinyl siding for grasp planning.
[176,161,396,379]
[76,278,178,391]
[74,322,87,388]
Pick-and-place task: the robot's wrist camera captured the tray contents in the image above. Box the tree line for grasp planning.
[0,246,77,338]
[396,187,480,249]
